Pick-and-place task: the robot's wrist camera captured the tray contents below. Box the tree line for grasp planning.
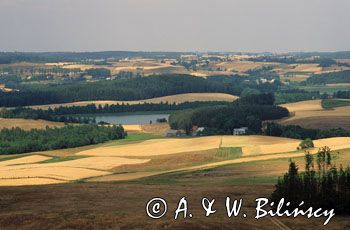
[305,70,350,85]
[0,101,231,124]
[264,123,350,139]
[334,91,350,99]
[0,51,184,64]
[271,147,350,214]
[0,125,126,155]
[274,89,322,105]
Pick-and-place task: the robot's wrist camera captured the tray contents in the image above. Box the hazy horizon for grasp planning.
[1,0,349,53]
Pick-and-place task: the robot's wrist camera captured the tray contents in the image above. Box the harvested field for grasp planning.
[280,100,323,112]
[281,104,350,128]
[279,99,350,130]
[216,61,277,73]
[144,93,238,104]
[314,137,350,150]
[142,65,189,75]
[242,142,300,156]
[76,136,223,157]
[0,118,64,130]
[78,136,300,158]
[141,123,170,134]
[2,157,150,171]
[0,166,110,181]
[281,116,350,130]
[61,64,98,70]
[0,155,150,186]
[326,83,350,87]
[221,135,297,147]
[292,63,322,73]
[0,178,63,186]
[122,125,142,132]
[239,137,350,157]
[28,93,238,109]
[0,155,51,167]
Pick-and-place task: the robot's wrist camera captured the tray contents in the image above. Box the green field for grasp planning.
[322,99,350,109]
[300,85,350,94]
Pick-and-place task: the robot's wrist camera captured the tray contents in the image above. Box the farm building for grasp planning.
[192,127,205,136]
[233,127,248,135]
[165,130,187,137]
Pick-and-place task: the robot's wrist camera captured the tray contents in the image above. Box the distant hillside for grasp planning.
[0,51,191,64]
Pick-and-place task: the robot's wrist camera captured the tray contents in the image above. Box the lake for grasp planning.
[94,113,170,125]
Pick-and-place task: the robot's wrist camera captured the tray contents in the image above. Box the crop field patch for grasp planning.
[0,118,64,130]
[29,93,238,110]
[280,100,350,130]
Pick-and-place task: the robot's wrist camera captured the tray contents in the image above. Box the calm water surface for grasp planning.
[94,113,170,125]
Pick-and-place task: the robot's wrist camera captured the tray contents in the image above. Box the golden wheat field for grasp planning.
[122,125,143,132]
[215,61,277,73]
[0,155,51,167]
[0,155,149,186]
[291,63,322,73]
[76,136,223,157]
[115,123,170,135]
[326,83,350,87]
[28,93,238,109]
[141,123,170,134]
[76,135,350,158]
[0,118,65,130]
[280,100,323,112]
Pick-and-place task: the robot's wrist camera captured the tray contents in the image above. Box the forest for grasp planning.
[0,125,126,155]
[0,75,243,107]
[169,93,289,134]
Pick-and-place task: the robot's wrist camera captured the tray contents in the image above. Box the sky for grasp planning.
[0,0,349,53]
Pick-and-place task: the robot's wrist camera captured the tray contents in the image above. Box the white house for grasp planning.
[233,127,248,135]
[192,127,205,136]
